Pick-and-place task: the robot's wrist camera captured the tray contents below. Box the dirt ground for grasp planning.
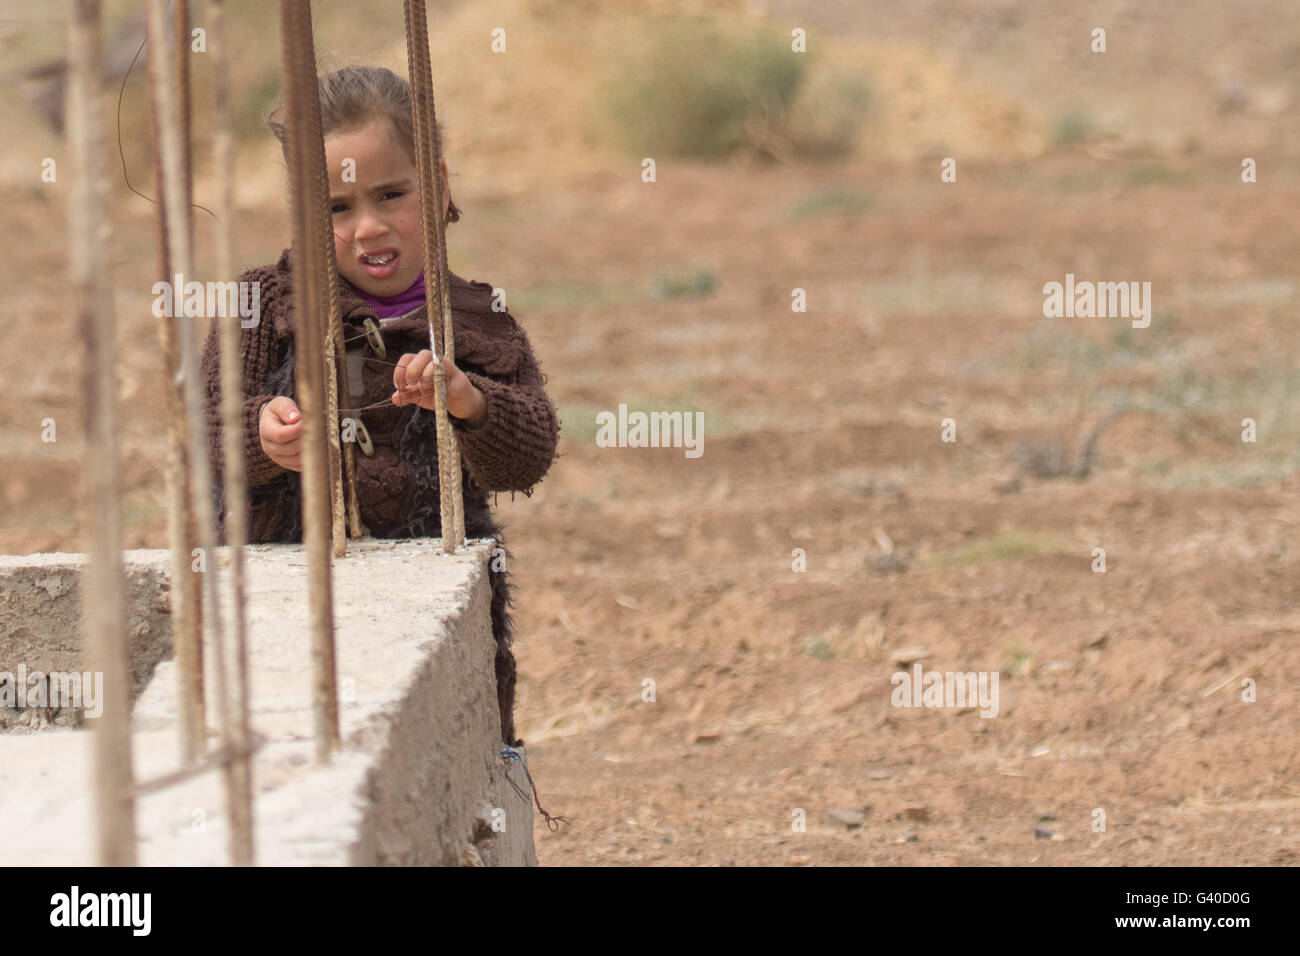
[2,0,1298,865]
[503,158,1300,866]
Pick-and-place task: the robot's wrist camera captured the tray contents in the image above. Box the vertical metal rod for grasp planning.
[173,0,193,254]
[307,49,352,558]
[146,0,204,766]
[70,0,137,867]
[333,297,363,540]
[210,0,255,866]
[323,184,361,545]
[319,184,350,556]
[173,0,211,754]
[281,0,340,762]
[147,0,227,770]
[404,0,465,552]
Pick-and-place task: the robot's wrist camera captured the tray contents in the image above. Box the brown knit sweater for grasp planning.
[199,247,560,744]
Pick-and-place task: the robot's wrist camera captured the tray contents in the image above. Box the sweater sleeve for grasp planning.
[201,309,286,490]
[448,319,559,494]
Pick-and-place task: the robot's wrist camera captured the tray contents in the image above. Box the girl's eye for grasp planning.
[330,203,348,215]
[381,191,404,202]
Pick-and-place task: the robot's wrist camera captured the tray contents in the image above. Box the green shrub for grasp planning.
[789,189,876,219]
[1124,164,1185,186]
[601,19,807,159]
[804,635,835,660]
[1053,108,1094,148]
[652,267,716,300]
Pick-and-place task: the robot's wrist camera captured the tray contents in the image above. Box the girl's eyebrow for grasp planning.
[330,179,412,201]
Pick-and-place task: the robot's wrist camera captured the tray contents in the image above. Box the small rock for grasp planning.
[1033,826,1055,840]
[902,804,930,822]
[689,732,721,745]
[787,855,811,866]
[866,769,893,780]
[822,808,866,830]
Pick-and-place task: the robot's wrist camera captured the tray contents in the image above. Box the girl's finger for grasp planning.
[404,350,432,388]
[263,437,302,457]
[264,395,300,422]
[391,379,427,406]
[393,352,415,390]
[263,421,302,444]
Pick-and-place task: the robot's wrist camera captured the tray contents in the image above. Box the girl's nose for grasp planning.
[353,209,388,241]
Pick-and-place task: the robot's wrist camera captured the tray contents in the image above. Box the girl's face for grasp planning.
[324,118,449,298]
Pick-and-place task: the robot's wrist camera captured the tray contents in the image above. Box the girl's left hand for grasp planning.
[392,350,487,424]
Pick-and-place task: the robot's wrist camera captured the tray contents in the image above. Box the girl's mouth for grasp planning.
[359,249,400,279]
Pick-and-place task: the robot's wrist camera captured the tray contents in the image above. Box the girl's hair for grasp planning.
[266,65,461,224]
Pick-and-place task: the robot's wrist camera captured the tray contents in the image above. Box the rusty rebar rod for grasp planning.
[280,0,341,762]
[146,0,204,766]
[70,0,137,867]
[327,238,363,543]
[317,101,356,555]
[135,735,267,797]
[148,0,227,773]
[210,0,255,866]
[404,0,465,552]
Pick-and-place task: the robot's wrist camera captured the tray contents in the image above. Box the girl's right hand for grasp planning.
[259,396,303,472]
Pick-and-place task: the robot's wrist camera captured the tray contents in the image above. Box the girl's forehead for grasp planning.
[325,122,416,183]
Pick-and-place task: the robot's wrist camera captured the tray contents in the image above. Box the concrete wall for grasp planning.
[0,551,172,730]
[0,539,536,866]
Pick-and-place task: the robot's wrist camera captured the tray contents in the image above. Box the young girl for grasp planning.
[199,65,560,747]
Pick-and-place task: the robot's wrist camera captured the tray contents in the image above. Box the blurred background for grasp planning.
[1,0,1298,864]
